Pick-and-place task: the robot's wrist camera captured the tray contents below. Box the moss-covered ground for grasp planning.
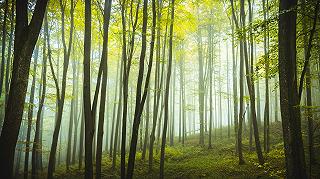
[53,122,303,179]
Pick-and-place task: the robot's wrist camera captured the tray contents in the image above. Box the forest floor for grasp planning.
[53,122,299,179]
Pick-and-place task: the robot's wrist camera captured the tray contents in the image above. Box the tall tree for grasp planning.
[301,0,319,174]
[24,43,40,179]
[83,0,94,178]
[278,0,313,177]
[197,8,205,145]
[159,0,174,178]
[230,0,245,164]
[0,1,48,178]
[126,0,156,177]
[31,24,47,178]
[0,0,9,98]
[208,24,213,148]
[149,0,166,171]
[243,0,264,164]
[120,0,141,176]
[96,0,112,178]
[262,0,270,153]
[4,0,15,106]
[47,0,75,177]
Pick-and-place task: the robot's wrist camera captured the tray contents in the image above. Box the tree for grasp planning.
[278,0,313,177]
[96,0,112,178]
[83,0,94,178]
[120,0,140,176]
[4,0,15,106]
[149,0,166,171]
[300,0,319,174]
[0,0,9,98]
[208,24,213,148]
[24,42,40,179]
[32,22,47,178]
[126,0,156,177]
[47,1,75,177]
[241,0,264,165]
[197,8,205,146]
[230,0,245,164]
[159,0,174,178]
[262,0,270,153]
[0,1,48,178]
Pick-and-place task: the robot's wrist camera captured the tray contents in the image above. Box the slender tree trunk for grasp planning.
[142,93,150,160]
[79,108,84,169]
[179,47,185,146]
[47,1,75,177]
[0,0,9,98]
[31,27,47,178]
[197,10,205,146]
[83,0,94,178]
[127,0,156,176]
[24,43,40,179]
[96,1,112,178]
[170,61,176,146]
[159,0,174,178]
[72,50,80,164]
[149,0,164,171]
[120,0,141,176]
[231,16,238,154]
[4,0,15,107]
[109,59,120,158]
[241,0,264,164]
[262,0,270,153]
[208,24,213,148]
[112,59,123,170]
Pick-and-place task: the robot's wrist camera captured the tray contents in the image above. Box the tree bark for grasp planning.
[0,1,48,178]
[31,26,47,178]
[47,1,75,177]
[127,0,156,177]
[96,0,112,178]
[83,0,94,178]
[24,42,40,179]
[278,0,307,178]
[159,0,174,178]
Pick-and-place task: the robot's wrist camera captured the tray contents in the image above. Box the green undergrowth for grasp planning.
[55,145,285,179]
[54,123,287,178]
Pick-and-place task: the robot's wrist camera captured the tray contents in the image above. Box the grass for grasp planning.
[54,123,292,178]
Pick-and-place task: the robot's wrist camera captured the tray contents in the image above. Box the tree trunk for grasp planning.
[197,15,205,146]
[159,0,174,178]
[127,0,156,176]
[262,0,270,153]
[278,0,307,178]
[241,0,264,164]
[208,24,213,148]
[0,0,9,98]
[31,27,47,178]
[109,59,120,158]
[149,0,164,171]
[96,1,112,178]
[231,15,238,154]
[142,93,150,160]
[83,0,94,178]
[47,1,75,177]
[0,1,48,178]
[24,43,40,179]
[4,0,15,107]
[112,59,123,170]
